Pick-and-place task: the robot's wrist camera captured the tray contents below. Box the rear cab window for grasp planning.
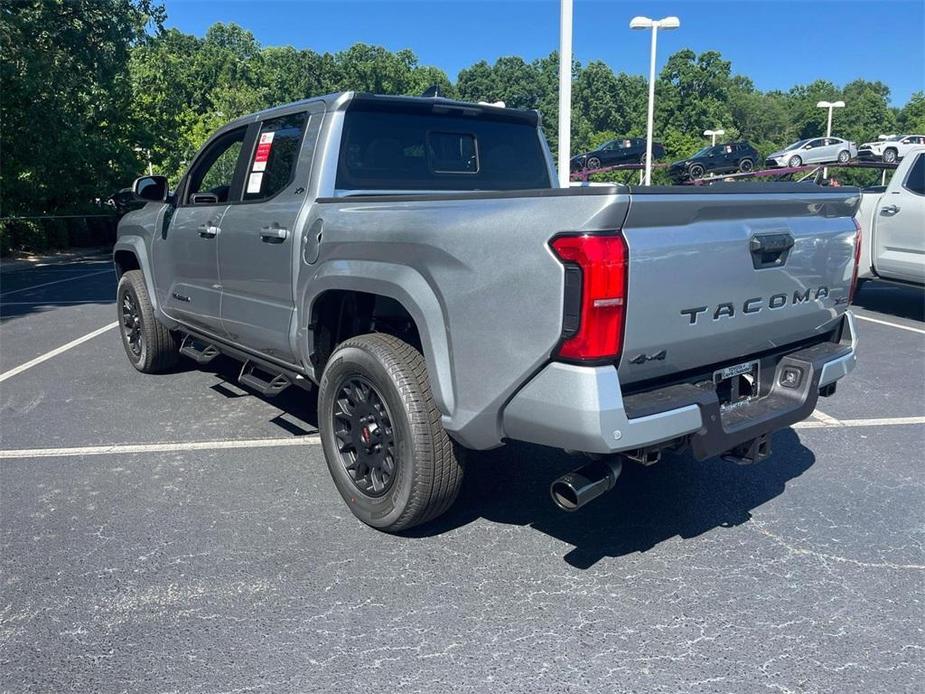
[335,100,551,192]
[243,112,308,201]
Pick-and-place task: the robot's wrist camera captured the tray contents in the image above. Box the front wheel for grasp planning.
[586,156,602,170]
[116,270,178,373]
[688,163,705,179]
[788,155,803,168]
[318,333,463,532]
[882,148,898,164]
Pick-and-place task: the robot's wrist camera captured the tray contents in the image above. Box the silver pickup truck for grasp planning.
[115,93,860,531]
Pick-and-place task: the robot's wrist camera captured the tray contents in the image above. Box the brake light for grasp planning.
[848,218,862,304]
[550,233,628,361]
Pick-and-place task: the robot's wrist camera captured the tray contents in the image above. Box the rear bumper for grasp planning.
[502,312,857,457]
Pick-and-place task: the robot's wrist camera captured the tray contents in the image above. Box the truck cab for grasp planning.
[856,146,925,288]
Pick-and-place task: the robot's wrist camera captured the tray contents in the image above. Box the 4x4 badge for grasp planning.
[629,350,667,365]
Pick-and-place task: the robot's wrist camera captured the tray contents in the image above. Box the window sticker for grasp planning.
[246,171,264,194]
[252,131,275,172]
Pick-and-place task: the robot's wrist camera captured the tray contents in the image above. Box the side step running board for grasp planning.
[179,335,220,364]
[238,360,291,397]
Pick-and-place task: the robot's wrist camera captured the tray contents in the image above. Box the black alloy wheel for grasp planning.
[332,375,397,497]
[121,291,143,359]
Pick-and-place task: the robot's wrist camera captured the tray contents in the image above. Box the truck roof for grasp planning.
[218,92,541,134]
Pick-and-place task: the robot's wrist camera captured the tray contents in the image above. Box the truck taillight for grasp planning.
[848,218,862,304]
[550,233,628,362]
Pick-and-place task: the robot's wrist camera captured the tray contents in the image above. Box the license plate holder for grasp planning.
[713,360,760,409]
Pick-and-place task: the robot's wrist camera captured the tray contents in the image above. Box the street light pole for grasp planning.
[816,100,845,177]
[557,0,573,187]
[630,16,680,185]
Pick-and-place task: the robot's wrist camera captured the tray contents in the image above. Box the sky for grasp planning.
[163,0,925,106]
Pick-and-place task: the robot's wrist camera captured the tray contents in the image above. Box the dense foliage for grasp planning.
[3,0,923,217]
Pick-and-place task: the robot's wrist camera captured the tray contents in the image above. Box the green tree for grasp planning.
[1,0,165,215]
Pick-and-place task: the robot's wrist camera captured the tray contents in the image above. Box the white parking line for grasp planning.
[854,314,925,335]
[0,417,922,460]
[0,322,118,384]
[811,409,841,425]
[0,268,113,297]
[1,299,113,306]
[0,436,321,459]
[794,416,925,429]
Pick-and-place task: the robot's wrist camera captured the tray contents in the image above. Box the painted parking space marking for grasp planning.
[794,416,925,429]
[0,268,113,297]
[854,314,925,335]
[0,321,118,384]
[1,418,922,461]
[811,409,841,425]
[0,435,321,459]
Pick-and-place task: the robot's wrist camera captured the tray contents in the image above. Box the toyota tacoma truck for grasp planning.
[115,92,861,531]
[855,146,925,289]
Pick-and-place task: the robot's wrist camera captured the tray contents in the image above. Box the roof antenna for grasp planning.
[420,84,441,98]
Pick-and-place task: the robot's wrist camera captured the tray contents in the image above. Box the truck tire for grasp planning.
[318,333,463,532]
[116,270,178,373]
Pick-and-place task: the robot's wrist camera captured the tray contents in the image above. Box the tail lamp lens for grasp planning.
[550,233,628,361]
[848,217,862,304]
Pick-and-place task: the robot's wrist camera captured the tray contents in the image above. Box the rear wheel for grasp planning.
[788,155,803,168]
[318,333,463,532]
[739,158,754,172]
[116,270,178,373]
[837,149,851,163]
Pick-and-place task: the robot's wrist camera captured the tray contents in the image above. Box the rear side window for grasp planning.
[244,112,308,201]
[336,109,550,191]
[903,154,925,196]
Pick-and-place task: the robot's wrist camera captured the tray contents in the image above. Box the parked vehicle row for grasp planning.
[571,131,925,179]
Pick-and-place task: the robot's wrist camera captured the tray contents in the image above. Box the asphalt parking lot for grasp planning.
[1,255,923,693]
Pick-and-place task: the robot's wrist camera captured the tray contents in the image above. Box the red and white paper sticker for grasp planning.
[252,131,275,172]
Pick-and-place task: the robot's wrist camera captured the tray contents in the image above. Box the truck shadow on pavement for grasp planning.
[853,281,924,322]
[410,429,815,569]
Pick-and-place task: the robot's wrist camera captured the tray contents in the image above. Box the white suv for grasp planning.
[858,134,925,163]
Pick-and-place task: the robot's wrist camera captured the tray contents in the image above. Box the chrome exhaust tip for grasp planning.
[550,457,623,512]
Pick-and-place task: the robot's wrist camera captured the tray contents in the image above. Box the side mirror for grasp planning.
[132,175,169,202]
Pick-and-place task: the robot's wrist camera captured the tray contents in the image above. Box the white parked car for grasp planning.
[858,134,925,163]
[856,146,925,288]
[765,137,857,168]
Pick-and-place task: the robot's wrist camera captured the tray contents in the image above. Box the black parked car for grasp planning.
[570,137,666,172]
[669,142,760,182]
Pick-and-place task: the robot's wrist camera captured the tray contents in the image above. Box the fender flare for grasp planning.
[301,260,456,419]
[113,235,163,317]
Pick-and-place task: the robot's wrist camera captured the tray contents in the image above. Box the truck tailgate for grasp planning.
[618,186,860,385]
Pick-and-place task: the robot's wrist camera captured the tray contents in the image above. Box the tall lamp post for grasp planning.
[816,100,845,177]
[704,128,725,146]
[630,15,680,185]
[557,0,573,187]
